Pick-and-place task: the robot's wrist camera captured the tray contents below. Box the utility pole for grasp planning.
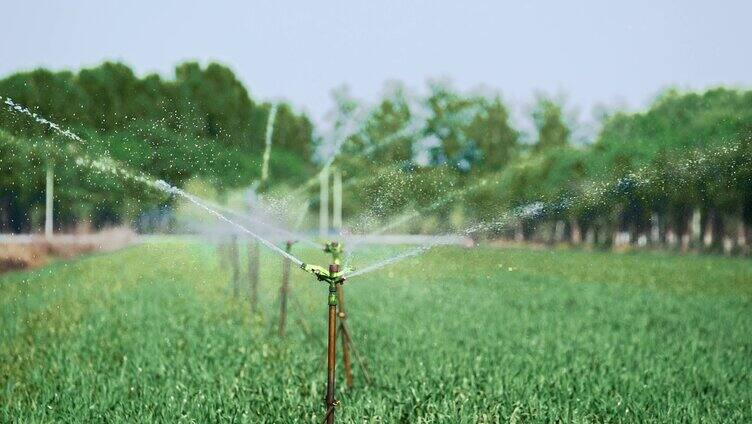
[332,168,342,233]
[319,166,330,238]
[45,162,53,239]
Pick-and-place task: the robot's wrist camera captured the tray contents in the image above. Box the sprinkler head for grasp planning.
[300,262,352,285]
[302,242,353,285]
[323,241,341,253]
[323,241,344,265]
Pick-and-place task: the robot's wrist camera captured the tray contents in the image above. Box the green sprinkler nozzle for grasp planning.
[300,262,352,284]
[300,241,353,285]
[323,241,344,265]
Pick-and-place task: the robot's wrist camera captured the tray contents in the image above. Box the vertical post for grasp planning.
[261,104,278,186]
[324,264,339,424]
[217,242,225,268]
[691,209,701,249]
[249,240,260,312]
[336,284,353,389]
[278,240,293,336]
[231,235,240,298]
[320,166,330,238]
[332,168,342,233]
[45,162,54,239]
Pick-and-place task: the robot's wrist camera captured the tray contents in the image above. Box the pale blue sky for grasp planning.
[2,1,750,132]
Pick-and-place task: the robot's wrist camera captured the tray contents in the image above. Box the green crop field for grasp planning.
[1,240,751,422]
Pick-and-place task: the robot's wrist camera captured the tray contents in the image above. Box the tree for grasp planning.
[466,96,518,173]
[0,61,317,231]
[532,96,570,152]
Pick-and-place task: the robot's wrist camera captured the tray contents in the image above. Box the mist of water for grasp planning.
[346,244,431,278]
[207,200,320,249]
[155,181,304,266]
[5,94,748,282]
[346,139,750,279]
[293,200,311,231]
[367,171,514,236]
[1,96,306,267]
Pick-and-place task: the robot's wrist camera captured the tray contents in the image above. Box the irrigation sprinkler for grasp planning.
[299,260,351,424]
[299,240,374,422]
[323,241,353,388]
[320,241,374,388]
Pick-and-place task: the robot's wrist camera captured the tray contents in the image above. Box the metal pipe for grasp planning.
[336,284,353,389]
[324,264,339,424]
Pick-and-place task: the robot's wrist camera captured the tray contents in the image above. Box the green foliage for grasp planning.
[466,96,519,173]
[0,62,315,231]
[532,96,570,152]
[2,61,751,243]
[592,88,752,177]
[465,88,752,245]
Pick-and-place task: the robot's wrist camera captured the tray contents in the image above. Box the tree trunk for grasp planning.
[554,220,565,244]
[650,212,660,246]
[666,224,677,249]
[739,221,750,256]
[585,227,595,246]
[570,219,582,245]
[637,233,648,248]
[690,208,702,250]
[702,209,714,249]
[514,223,524,242]
[713,212,725,253]
[0,195,9,233]
[597,220,613,249]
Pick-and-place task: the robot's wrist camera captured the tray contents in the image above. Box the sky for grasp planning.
[2,1,751,136]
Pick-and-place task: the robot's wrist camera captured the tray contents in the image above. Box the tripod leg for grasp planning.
[336,285,353,388]
[340,319,373,387]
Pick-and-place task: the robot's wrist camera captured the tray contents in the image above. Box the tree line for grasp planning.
[0,62,314,232]
[1,63,751,255]
[333,83,752,255]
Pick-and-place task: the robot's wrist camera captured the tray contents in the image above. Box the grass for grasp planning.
[1,239,751,422]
